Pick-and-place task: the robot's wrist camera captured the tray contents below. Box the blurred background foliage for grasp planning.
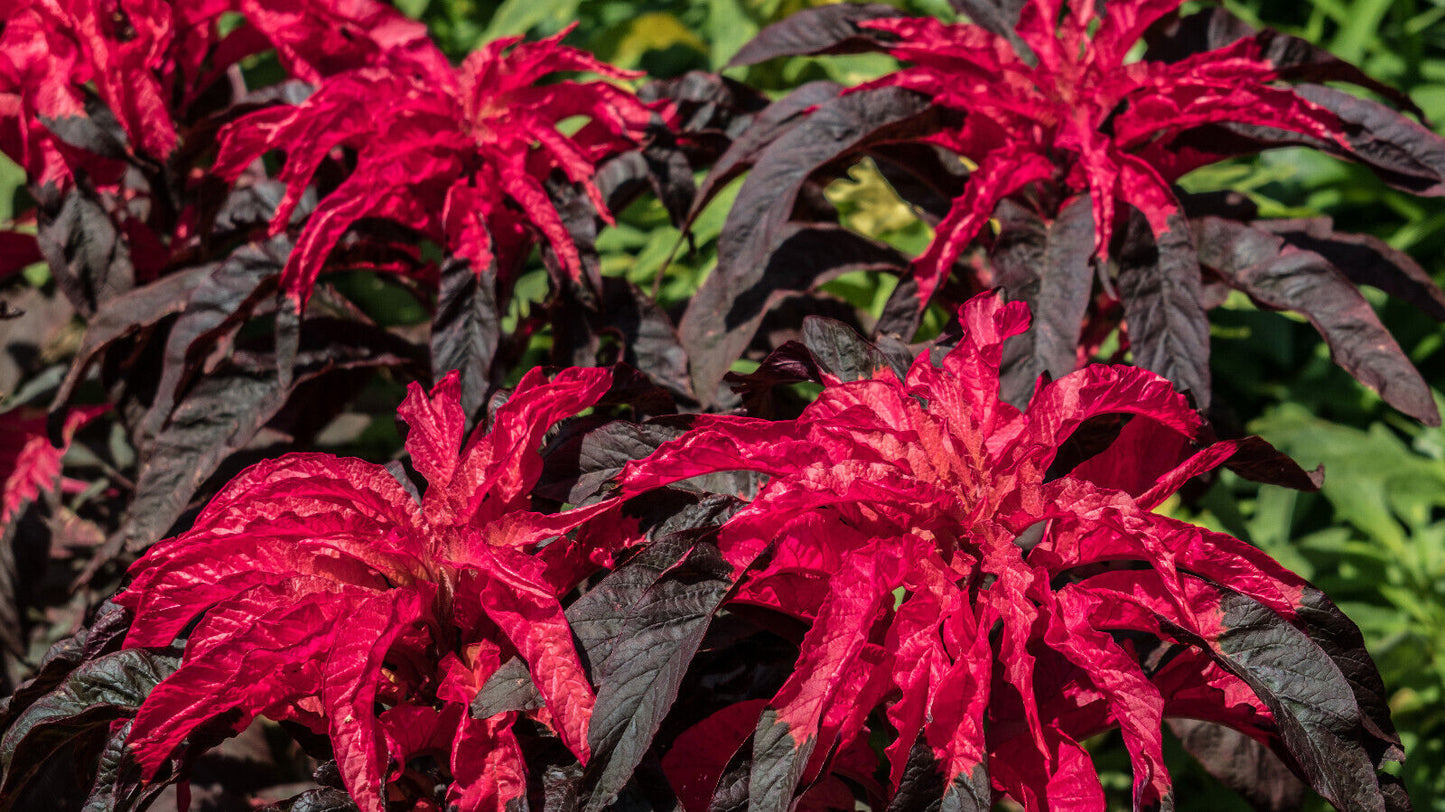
[4,0,1445,808]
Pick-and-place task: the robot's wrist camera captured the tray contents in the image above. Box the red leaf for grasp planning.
[623,290,1401,809]
[1,405,105,525]
[214,26,649,307]
[120,365,615,807]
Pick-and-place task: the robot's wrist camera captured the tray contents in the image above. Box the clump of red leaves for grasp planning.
[0,1,1424,810]
[117,368,616,811]
[698,0,1445,420]
[624,292,1405,811]
[213,24,653,305]
[0,406,105,526]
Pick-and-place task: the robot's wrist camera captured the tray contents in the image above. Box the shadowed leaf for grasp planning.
[727,4,900,67]
[1117,212,1211,408]
[993,196,1096,406]
[432,257,502,425]
[1195,216,1438,425]
[583,540,735,812]
[0,649,178,807]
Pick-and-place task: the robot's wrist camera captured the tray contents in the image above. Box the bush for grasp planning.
[1,0,1441,809]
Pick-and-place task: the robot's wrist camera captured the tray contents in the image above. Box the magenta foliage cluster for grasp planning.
[0,0,1439,810]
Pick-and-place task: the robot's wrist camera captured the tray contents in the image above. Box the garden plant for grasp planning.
[1,0,1445,809]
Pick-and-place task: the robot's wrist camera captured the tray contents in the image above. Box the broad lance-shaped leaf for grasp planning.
[683,221,909,407]
[34,189,134,319]
[0,649,177,809]
[992,196,1096,406]
[800,317,911,384]
[1116,211,1211,409]
[688,81,844,225]
[1075,572,1405,812]
[1256,218,1445,322]
[475,497,743,725]
[1194,216,1438,425]
[105,321,417,561]
[48,265,212,415]
[138,238,291,443]
[680,81,932,404]
[432,257,503,425]
[583,539,735,812]
[1166,719,1305,812]
[726,4,900,67]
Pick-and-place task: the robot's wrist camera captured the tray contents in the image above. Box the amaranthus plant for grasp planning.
[622,293,1405,810]
[0,0,1436,809]
[689,0,1445,420]
[118,368,617,810]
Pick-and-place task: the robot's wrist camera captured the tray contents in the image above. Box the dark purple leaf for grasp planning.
[1294,588,1405,766]
[583,540,734,812]
[884,738,945,812]
[726,4,901,67]
[36,190,135,318]
[0,649,178,805]
[1255,219,1445,321]
[543,763,584,812]
[640,72,769,143]
[875,271,925,339]
[0,601,131,734]
[1195,216,1438,424]
[993,196,1096,406]
[49,266,214,420]
[1218,435,1324,493]
[1166,719,1306,812]
[706,86,936,278]
[259,788,359,812]
[722,341,822,419]
[690,81,844,223]
[38,89,130,163]
[599,278,694,402]
[800,316,908,383]
[1292,84,1445,195]
[432,257,502,425]
[746,708,812,812]
[470,657,545,720]
[1205,588,1401,812]
[683,221,909,406]
[475,506,740,720]
[944,0,1034,65]
[141,238,291,442]
[596,147,696,229]
[109,323,417,557]
[1117,211,1212,408]
[539,421,687,505]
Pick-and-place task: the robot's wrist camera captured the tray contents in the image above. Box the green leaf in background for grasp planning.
[485,0,582,39]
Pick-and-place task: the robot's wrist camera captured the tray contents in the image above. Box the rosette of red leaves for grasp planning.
[623,293,1405,811]
[213,24,654,307]
[0,405,105,526]
[699,0,1445,420]
[116,367,616,811]
[0,0,432,189]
